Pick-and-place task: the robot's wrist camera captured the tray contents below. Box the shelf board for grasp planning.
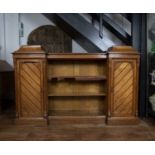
[48,92,106,97]
[48,75,107,81]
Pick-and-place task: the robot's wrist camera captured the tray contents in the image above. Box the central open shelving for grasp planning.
[47,58,107,117]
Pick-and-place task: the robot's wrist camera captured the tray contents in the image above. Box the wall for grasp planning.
[0,14,5,60]
[5,14,19,65]
[0,14,19,65]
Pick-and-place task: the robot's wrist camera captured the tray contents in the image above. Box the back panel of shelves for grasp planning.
[47,58,107,117]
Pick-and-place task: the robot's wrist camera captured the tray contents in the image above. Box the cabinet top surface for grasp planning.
[13,45,139,59]
[47,53,107,60]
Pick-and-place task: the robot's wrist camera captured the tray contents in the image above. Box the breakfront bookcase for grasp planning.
[13,45,140,125]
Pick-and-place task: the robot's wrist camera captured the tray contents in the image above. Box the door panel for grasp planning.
[18,60,43,117]
[110,59,136,117]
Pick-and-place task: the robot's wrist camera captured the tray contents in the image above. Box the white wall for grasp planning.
[0,14,5,59]
[0,13,19,65]
[72,40,87,53]
[5,14,19,65]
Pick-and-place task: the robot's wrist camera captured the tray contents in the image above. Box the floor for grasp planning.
[0,110,155,141]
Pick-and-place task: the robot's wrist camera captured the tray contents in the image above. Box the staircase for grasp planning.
[43,13,141,52]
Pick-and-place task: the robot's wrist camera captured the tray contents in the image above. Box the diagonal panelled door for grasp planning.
[18,60,43,117]
[110,59,137,117]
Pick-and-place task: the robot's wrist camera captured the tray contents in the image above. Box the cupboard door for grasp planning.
[17,60,43,118]
[111,60,137,117]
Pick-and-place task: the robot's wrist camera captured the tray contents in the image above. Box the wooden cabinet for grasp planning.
[107,46,140,124]
[17,60,43,117]
[13,45,139,125]
[13,46,47,124]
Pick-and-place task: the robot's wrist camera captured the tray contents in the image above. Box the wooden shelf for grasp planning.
[48,75,107,81]
[47,55,107,120]
[48,92,106,97]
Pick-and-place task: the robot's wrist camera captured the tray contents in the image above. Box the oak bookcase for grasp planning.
[13,45,140,125]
